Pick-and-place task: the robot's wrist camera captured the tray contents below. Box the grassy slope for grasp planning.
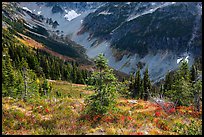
[16,33,75,62]
[2,81,202,135]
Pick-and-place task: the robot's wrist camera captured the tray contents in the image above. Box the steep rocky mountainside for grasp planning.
[3,2,202,82]
[2,2,92,65]
[81,2,202,57]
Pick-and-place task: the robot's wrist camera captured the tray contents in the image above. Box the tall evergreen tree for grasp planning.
[190,65,197,83]
[133,69,142,99]
[140,79,144,99]
[71,63,77,83]
[129,73,134,98]
[165,61,194,106]
[192,80,202,112]
[178,60,190,81]
[163,71,173,94]
[190,65,201,111]
[85,54,118,116]
[143,67,151,101]
[2,48,18,97]
[166,77,192,106]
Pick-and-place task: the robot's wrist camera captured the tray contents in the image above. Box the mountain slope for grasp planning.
[2,2,92,65]
[6,2,202,82]
[75,2,202,81]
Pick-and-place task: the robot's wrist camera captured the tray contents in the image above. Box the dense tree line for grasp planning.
[162,60,202,110]
[128,67,151,101]
[127,58,202,111]
[2,28,90,99]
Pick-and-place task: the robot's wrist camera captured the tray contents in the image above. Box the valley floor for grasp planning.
[2,80,202,135]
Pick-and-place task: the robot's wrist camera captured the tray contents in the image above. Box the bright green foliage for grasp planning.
[191,80,202,111]
[164,61,197,106]
[2,28,90,94]
[165,77,192,106]
[117,80,131,98]
[172,120,202,135]
[2,48,19,97]
[177,60,190,81]
[2,46,40,99]
[163,60,202,107]
[85,54,118,116]
[39,79,52,96]
[94,53,108,71]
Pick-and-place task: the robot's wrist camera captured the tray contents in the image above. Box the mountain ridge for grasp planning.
[3,2,202,82]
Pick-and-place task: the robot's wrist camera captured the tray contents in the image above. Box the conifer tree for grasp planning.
[129,73,134,98]
[178,60,190,81]
[71,63,77,83]
[133,69,141,99]
[140,79,144,99]
[190,65,197,84]
[166,77,192,106]
[165,61,193,106]
[85,54,118,116]
[143,67,151,101]
[190,65,201,111]
[2,48,18,97]
[192,80,202,112]
[163,71,173,94]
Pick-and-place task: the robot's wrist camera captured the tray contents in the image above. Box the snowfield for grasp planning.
[64,10,81,21]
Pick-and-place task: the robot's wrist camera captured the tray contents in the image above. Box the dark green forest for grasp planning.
[2,28,90,99]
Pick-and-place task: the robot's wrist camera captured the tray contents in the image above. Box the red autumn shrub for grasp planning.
[153,118,158,124]
[45,108,49,113]
[168,108,175,113]
[127,116,132,121]
[156,106,162,111]
[136,132,143,135]
[155,111,161,117]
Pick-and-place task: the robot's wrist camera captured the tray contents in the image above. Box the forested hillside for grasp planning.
[2,27,90,99]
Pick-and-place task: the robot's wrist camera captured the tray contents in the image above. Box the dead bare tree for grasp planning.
[147,89,177,114]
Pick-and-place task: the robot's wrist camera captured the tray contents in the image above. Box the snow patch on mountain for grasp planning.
[37,11,41,15]
[177,57,183,64]
[60,10,93,36]
[64,10,81,21]
[20,2,95,37]
[22,7,32,13]
[98,11,112,15]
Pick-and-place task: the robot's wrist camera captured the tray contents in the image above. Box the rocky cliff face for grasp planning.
[74,2,202,82]
[80,2,202,58]
[5,2,202,82]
